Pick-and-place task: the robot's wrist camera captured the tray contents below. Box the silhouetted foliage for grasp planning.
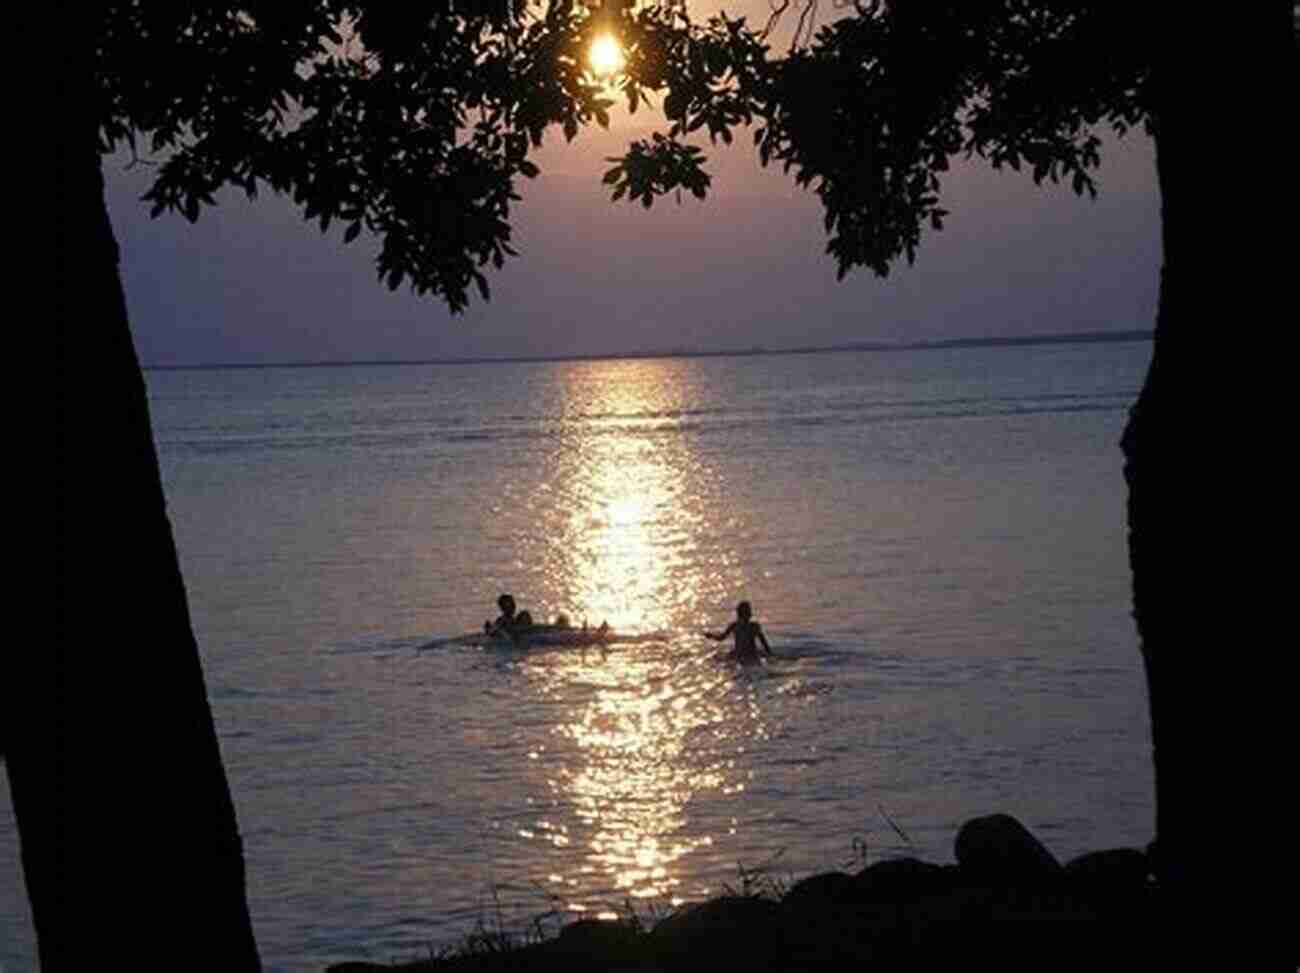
[99,1,624,310]
[599,4,1152,276]
[96,3,1153,298]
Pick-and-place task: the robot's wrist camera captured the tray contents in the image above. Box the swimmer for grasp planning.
[703,600,773,664]
[485,593,520,635]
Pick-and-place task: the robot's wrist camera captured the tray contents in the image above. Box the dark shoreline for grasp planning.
[327,813,1159,972]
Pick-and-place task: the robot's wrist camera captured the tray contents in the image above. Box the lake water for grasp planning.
[8,339,1155,971]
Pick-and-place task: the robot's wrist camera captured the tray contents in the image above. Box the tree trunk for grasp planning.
[1124,6,1294,964]
[22,59,261,969]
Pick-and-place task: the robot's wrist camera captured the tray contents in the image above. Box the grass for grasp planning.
[337,816,1161,972]
[363,838,869,970]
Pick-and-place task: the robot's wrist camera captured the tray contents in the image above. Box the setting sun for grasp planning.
[588,33,625,77]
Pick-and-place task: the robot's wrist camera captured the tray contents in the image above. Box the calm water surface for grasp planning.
[9,341,1154,971]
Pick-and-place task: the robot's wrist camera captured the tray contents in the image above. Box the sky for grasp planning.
[105,4,1162,368]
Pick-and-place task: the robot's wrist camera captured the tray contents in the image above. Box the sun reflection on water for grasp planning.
[511,359,767,905]
[553,653,731,901]
[538,359,727,634]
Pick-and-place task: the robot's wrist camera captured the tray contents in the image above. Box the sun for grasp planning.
[588,33,626,78]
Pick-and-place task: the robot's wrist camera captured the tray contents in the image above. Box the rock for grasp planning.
[954,813,1062,883]
[652,895,782,966]
[776,862,966,969]
[778,872,887,967]
[551,917,642,957]
[852,856,956,904]
[1064,848,1150,903]
[781,870,858,910]
[653,894,781,938]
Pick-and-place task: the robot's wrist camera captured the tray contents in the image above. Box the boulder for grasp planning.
[852,856,956,904]
[552,917,642,957]
[652,895,782,966]
[781,870,858,911]
[1063,847,1150,904]
[778,871,883,967]
[954,813,1062,883]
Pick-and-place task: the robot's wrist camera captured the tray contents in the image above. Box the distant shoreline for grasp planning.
[142,328,1152,372]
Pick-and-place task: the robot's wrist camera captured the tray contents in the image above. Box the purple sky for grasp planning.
[106,6,1161,367]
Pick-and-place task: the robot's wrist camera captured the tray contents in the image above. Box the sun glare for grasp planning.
[588,33,625,78]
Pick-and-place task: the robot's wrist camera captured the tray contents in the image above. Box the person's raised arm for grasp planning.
[703,622,736,642]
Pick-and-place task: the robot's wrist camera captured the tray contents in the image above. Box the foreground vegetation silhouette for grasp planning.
[44,2,1294,969]
[329,811,1161,972]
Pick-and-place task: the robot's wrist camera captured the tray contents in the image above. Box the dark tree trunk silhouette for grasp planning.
[28,57,261,968]
[1125,8,1292,962]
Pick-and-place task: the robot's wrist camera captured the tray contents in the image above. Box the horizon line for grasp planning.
[142,327,1153,372]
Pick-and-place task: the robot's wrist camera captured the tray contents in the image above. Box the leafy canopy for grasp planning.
[98,2,1152,311]
[599,2,1153,278]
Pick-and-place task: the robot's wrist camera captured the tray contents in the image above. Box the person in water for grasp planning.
[703,600,773,663]
[486,594,526,634]
[488,595,608,644]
